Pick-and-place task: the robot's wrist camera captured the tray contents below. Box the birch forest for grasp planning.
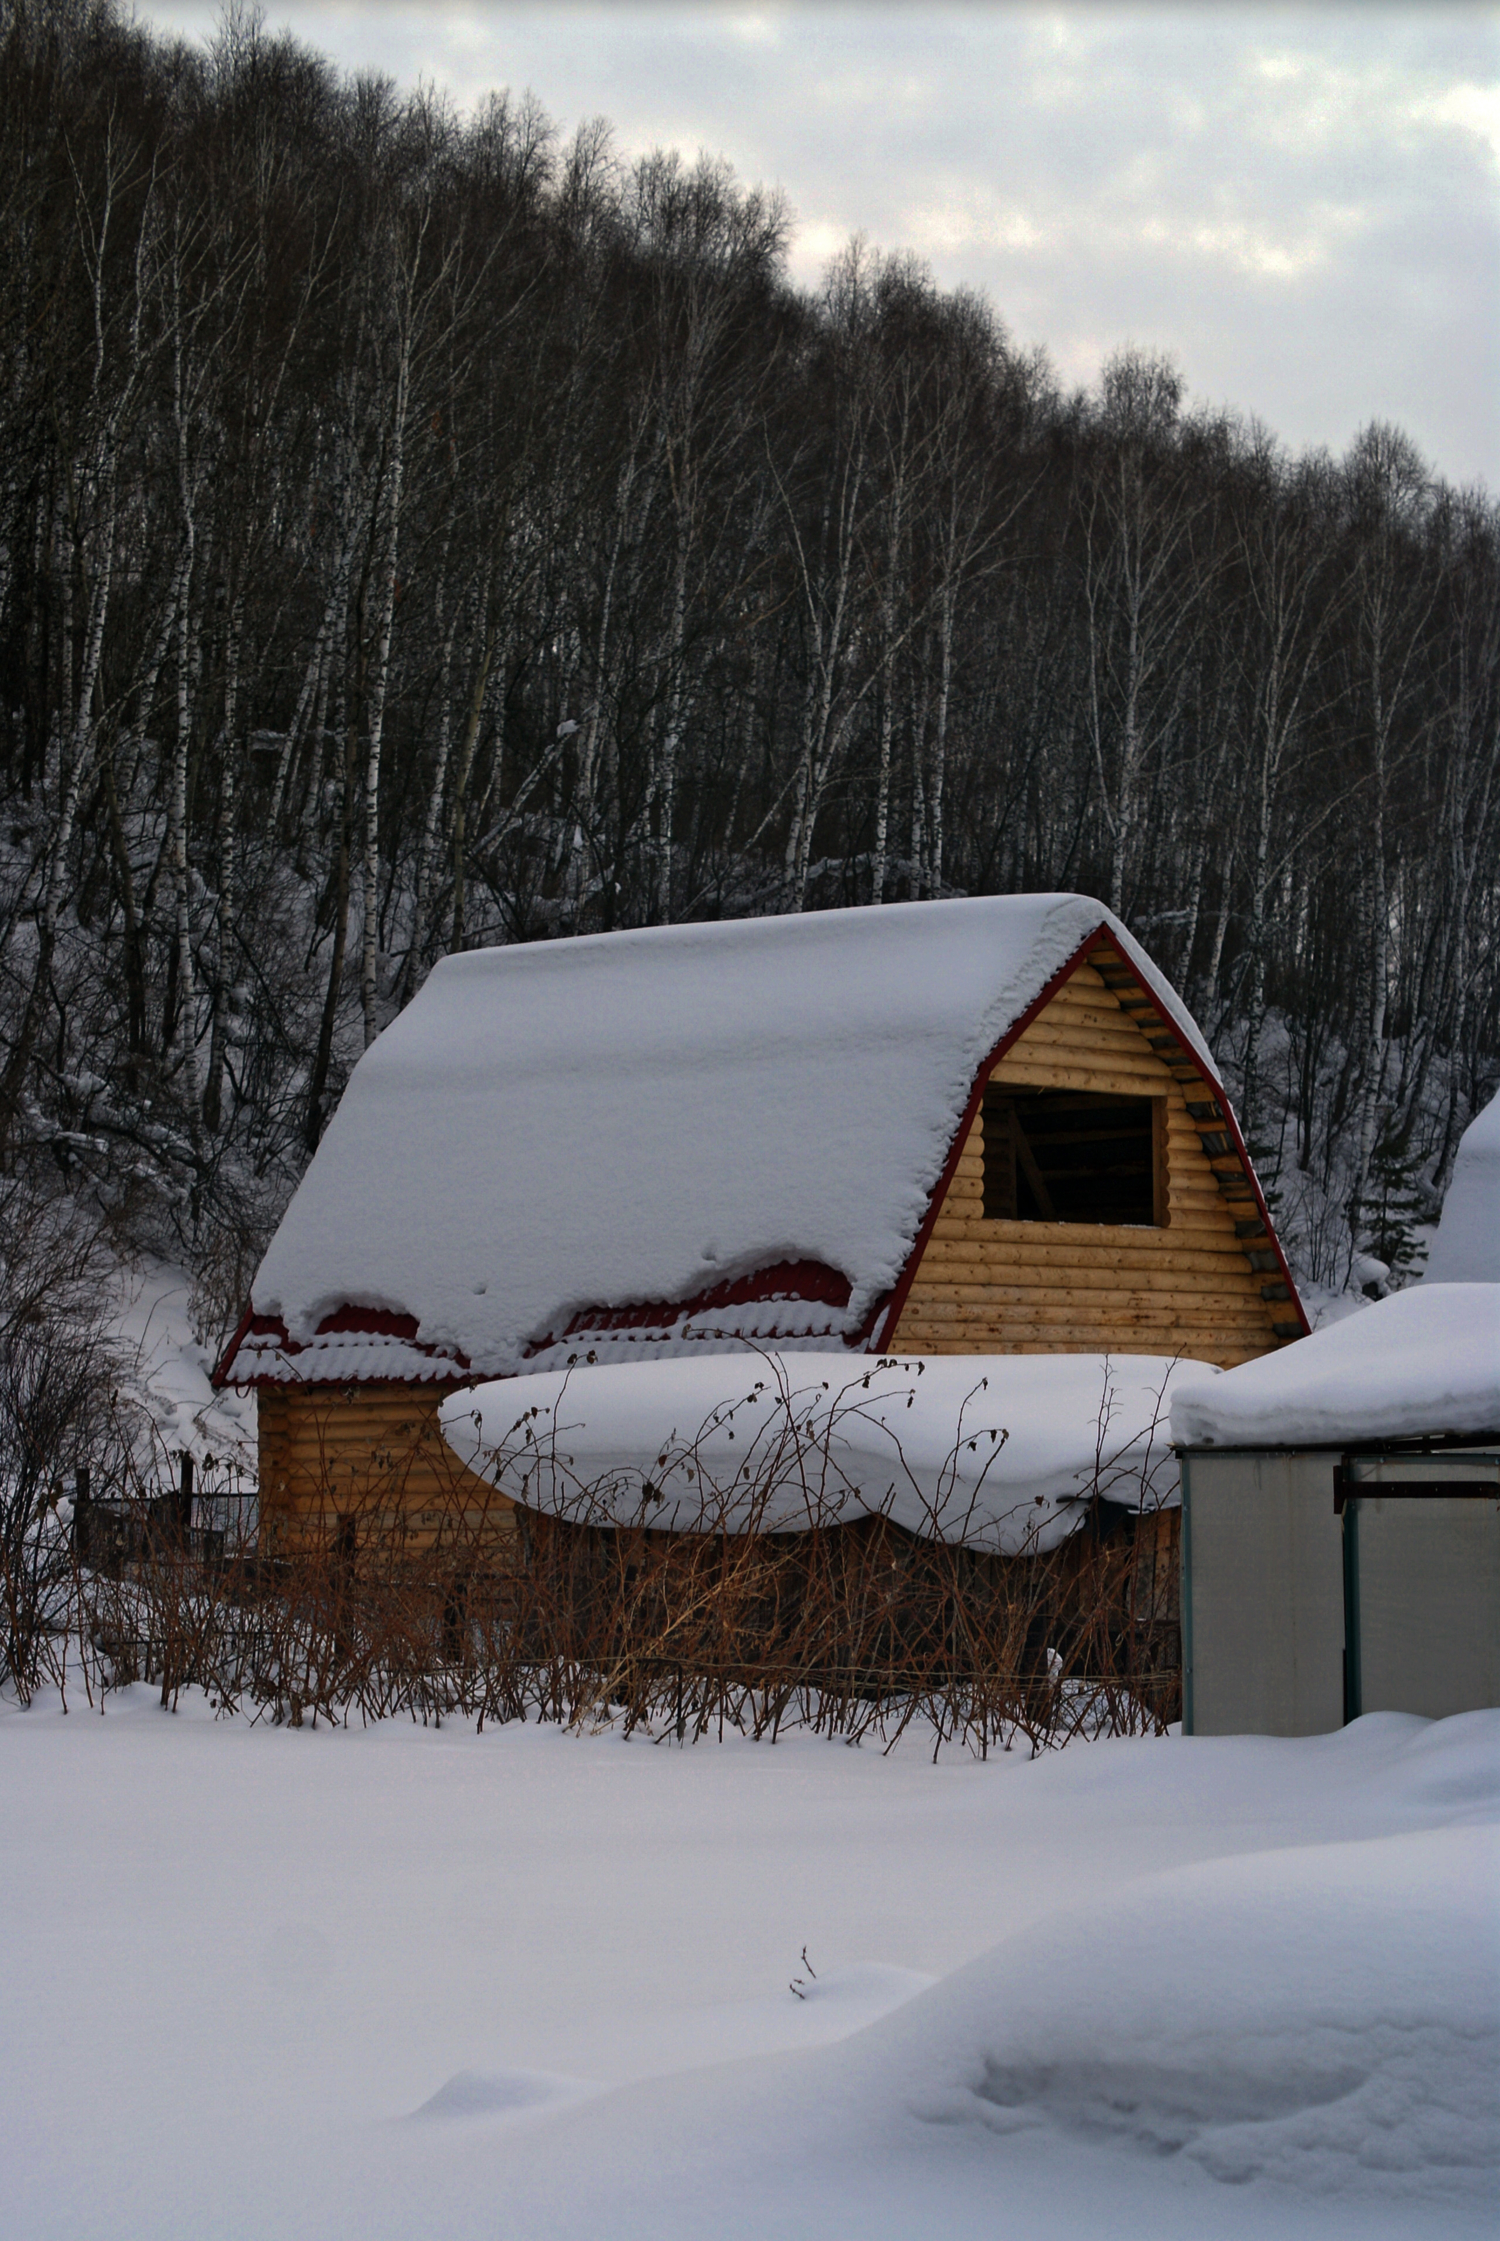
[3,0,1498,1336]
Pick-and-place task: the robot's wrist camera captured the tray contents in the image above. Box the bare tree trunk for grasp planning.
[306,702,357,1154]
[1,464,120,1131]
[403,548,456,996]
[164,513,198,1089]
[652,531,691,922]
[449,611,501,955]
[870,455,907,906]
[929,586,955,897]
[203,589,243,1135]
[267,561,343,842]
[360,323,410,1048]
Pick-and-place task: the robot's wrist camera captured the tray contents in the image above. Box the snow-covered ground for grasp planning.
[1,1694,1493,2240]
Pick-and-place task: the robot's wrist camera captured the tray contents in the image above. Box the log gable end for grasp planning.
[886,940,1302,1367]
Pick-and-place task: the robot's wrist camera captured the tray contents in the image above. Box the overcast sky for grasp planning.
[147,3,1500,492]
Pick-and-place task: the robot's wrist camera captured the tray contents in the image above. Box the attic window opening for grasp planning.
[981,1088,1163,1226]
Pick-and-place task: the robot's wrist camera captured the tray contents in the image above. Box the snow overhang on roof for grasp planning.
[217,893,1275,1388]
[1170,1284,1500,1450]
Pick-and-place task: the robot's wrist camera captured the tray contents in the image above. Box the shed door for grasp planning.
[1343,1475,1500,1720]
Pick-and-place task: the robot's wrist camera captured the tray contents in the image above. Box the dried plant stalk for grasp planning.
[17,1362,1181,1755]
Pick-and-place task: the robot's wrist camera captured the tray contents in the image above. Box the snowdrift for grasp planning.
[440,1350,1211,1551]
[451,1716,1500,2239]
[1427,1092,1500,1283]
[4,1685,1497,2241]
[882,1818,1498,2197]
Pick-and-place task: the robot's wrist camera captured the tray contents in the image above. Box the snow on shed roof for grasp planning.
[1425,1093,1500,1284]
[230,894,1229,1384]
[440,1351,1205,1554]
[1170,1283,1500,1450]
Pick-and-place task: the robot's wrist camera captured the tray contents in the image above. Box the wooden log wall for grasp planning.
[889,946,1297,1366]
[257,1382,516,1554]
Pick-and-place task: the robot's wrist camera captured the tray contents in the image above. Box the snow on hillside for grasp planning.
[106,1259,256,1480]
[0,1695,1494,2239]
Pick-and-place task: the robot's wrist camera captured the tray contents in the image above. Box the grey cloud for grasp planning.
[148,2,1499,487]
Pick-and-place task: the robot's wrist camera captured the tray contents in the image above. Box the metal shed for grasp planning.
[1171,1284,1500,1736]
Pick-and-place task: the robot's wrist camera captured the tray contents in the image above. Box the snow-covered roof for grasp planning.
[440,1351,1208,1553]
[1426,1094,1500,1284]
[224,894,1235,1385]
[1170,1283,1500,1449]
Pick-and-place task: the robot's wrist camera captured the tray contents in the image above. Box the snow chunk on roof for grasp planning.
[249,895,1220,1380]
[1170,1283,1500,1448]
[439,1351,1212,1553]
[1426,1093,1500,1283]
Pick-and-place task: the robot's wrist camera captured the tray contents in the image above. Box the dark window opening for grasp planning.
[981,1088,1161,1226]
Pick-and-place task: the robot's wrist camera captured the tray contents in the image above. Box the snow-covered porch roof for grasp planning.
[440,1351,1211,1555]
[1170,1284,1500,1450]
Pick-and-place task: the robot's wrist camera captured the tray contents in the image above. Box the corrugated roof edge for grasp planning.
[212,1305,472,1388]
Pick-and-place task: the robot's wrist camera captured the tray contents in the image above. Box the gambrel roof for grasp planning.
[217,894,1300,1386]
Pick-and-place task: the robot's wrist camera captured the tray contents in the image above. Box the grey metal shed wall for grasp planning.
[1182,1443,1500,1736]
[1181,1451,1344,1736]
[1346,1493,1500,1719]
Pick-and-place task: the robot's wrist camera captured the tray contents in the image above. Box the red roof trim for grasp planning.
[1097,944,1309,1337]
[1206,1072,1309,1334]
[871,924,1308,1351]
[213,1304,471,1387]
[211,1303,256,1389]
[315,1304,421,1339]
[526,1258,854,1357]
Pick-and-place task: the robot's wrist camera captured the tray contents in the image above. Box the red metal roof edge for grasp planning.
[870,923,1309,1351]
[211,1303,255,1389]
[219,1361,473,1391]
[213,1305,472,1388]
[219,1265,856,1388]
[525,1258,855,1357]
[1200,1068,1310,1335]
[1105,943,1309,1337]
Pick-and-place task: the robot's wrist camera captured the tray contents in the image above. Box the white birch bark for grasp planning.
[359,317,410,1048]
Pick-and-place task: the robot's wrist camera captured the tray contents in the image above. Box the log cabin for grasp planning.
[214,894,1306,1551]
